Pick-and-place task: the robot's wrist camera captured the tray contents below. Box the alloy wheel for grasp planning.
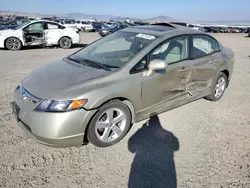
[95,108,127,143]
[214,77,226,98]
[60,38,71,48]
[6,38,21,50]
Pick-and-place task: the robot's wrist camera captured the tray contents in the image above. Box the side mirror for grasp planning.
[146,59,168,76]
[149,59,167,71]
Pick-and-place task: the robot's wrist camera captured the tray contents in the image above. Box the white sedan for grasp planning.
[0,20,80,50]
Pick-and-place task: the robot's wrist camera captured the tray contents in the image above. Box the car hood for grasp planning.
[21,59,111,99]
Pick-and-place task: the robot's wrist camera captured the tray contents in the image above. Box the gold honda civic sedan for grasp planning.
[11,23,235,148]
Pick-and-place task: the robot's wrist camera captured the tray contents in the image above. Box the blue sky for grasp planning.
[1,0,249,20]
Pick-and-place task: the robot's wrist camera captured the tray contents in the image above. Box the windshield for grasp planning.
[14,20,31,30]
[64,20,75,24]
[69,31,157,69]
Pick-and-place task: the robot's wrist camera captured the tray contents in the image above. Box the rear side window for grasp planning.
[192,35,219,59]
[150,36,189,64]
[46,22,59,29]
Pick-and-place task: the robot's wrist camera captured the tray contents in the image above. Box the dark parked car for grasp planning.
[14,16,28,25]
[99,24,128,37]
[41,17,54,21]
[0,19,17,28]
[91,22,106,32]
[204,27,220,33]
[0,24,18,30]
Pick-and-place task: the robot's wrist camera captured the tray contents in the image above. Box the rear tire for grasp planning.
[87,100,131,147]
[5,37,22,50]
[59,37,72,49]
[205,72,228,101]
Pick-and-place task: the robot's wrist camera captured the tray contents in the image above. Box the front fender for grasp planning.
[1,30,24,47]
[84,73,142,112]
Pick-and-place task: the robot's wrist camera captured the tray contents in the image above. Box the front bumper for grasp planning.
[98,32,109,37]
[11,86,97,148]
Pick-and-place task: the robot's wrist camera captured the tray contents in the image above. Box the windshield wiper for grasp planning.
[83,58,111,71]
[66,56,82,64]
[67,56,111,71]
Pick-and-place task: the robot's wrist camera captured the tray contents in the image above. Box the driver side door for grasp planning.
[140,35,193,119]
[22,21,45,46]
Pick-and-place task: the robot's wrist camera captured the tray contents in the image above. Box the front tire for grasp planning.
[5,37,22,50]
[87,100,132,147]
[206,72,228,101]
[59,37,72,49]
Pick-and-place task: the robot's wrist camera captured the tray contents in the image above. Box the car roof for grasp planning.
[123,23,204,37]
[29,20,63,25]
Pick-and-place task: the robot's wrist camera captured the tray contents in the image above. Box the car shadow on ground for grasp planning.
[128,115,179,188]
[72,43,87,48]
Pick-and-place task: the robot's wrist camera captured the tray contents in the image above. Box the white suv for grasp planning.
[76,21,94,32]
[59,19,78,31]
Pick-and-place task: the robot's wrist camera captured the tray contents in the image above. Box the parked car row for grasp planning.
[168,22,250,34]
[202,26,249,33]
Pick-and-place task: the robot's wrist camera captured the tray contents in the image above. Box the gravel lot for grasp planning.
[0,32,250,188]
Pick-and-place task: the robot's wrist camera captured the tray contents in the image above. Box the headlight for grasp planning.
[102,30,108,33]
[35,99,88,112]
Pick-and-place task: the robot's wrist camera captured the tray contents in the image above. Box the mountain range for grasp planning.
[0,11,250,25]
[0,11,179,22]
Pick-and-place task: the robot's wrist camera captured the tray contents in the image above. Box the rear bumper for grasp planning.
[72,33,81,44]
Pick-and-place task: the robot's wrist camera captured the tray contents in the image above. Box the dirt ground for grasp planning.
[0,32,250,188]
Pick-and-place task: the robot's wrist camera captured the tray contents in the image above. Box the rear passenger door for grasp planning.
[189,34,221,94]
[44,22,64,45]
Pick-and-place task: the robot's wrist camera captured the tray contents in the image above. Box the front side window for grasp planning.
[23,22,43,31]
[150,36,189,64]
[70,31,157,68]
[192,35,219,59]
